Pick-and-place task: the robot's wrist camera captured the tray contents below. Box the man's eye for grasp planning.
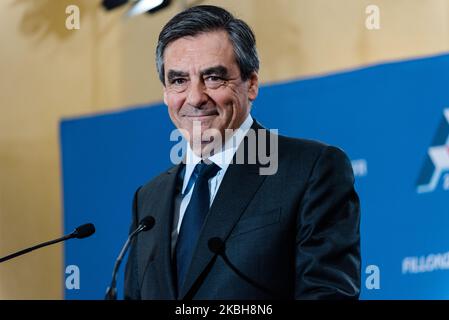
[205,76,222,82]
[172,78,186,85]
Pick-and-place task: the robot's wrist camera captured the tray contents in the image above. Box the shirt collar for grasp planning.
[182,114,253,194]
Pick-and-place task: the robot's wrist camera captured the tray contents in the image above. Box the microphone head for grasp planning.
[208,237,225,254]
[72,223,96,239]
[139,216,155,231]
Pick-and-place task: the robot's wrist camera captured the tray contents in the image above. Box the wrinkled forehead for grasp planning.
[163,31,239,75]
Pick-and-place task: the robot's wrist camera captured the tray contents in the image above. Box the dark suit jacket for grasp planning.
[124,120,361,300]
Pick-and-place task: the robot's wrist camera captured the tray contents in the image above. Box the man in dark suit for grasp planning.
[124,5,360,300]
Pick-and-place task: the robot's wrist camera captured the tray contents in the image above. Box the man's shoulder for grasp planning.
[275,133,352,167]
[253,120,343,157]
[277,133,325,156]
[251,120,352,169]
[278,134,327,151]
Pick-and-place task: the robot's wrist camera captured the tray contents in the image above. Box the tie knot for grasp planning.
[182,161,220,196]
[196,161,220,180]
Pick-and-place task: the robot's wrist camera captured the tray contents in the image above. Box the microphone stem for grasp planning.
[114,225,144,277]
[0,234,72,264]
[109,237,131,288]
[105,224,145,299]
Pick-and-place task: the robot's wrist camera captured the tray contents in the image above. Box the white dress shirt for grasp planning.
[171,114,254,255]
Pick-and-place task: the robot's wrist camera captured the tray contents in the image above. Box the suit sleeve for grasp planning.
[124,187,142,300]
[295,146,361,299]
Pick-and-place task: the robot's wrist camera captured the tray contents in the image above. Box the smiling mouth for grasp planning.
[186,113,218,120]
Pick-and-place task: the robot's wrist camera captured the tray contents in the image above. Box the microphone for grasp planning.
[72,223,96,239]
[207,237,276,298]
[105,216,155,300]
[0,223,96,264]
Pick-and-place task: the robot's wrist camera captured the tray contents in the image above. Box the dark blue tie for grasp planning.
[176,161,220,291]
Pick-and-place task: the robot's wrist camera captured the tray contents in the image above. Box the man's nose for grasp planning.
[186,80,208,108]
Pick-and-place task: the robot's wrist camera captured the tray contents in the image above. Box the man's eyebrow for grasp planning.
[167,70,189,82]
[200,66,229,77]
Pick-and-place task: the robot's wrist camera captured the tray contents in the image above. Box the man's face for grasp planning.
[163,30,258,155]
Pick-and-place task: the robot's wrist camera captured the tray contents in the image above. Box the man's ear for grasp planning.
[248,72,259,101]
[163,86,168,105]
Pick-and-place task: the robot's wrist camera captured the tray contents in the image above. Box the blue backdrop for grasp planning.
[60,53,449,299]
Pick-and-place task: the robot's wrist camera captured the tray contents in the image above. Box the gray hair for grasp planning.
[156,5,259,85]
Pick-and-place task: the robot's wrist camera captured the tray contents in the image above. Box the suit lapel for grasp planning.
[140,164,181,299]
[180,121,269,299]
